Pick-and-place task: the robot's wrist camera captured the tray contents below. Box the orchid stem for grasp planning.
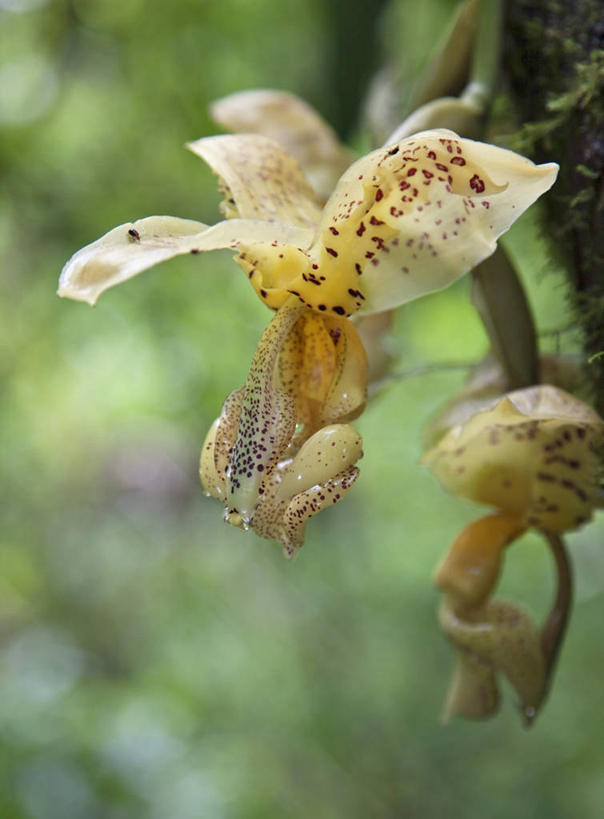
[471,246,540,389]
[469,0,503,99]
[467,0,540,392]
[539,531,573,708]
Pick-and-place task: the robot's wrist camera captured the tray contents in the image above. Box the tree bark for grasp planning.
[504,0,604,414]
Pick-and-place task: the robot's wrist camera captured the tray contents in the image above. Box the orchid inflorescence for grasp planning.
[59,85,601,726]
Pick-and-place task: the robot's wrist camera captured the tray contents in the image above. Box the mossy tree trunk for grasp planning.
[504,0,604,414]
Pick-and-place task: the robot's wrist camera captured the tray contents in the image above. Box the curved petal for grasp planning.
[225,298,304,525]
[276,423,363,502]
[277,311,338,430]
[441,650,500,722]
[278,130,557,316]
[275,312,368,433]
[435,513,525,609]
[199,387,245,502]
[58,215,314,305]
[200,419,223,501]
[279,464,360,558]
[186,133,322,228]
[210,89,353,201]
[440,599,546,722]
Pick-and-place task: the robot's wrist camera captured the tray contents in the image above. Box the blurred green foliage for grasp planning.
[2,0,604,817]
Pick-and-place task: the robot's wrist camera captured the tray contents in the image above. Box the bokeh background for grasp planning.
[2,0,604,816]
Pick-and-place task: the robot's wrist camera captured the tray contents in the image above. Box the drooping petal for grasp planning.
[225,297,304,525]
[275,312,368,433]
[186,134,323,228]
[213,388,245,486]
[279,464,360,558]
[58,215,313,305]
[435,513,525,609]
[441,649,500,722]
[440,599,547,723]
[255,423,362,558]
[277,311,338,430]
[200,387,245,502]
[273,130,557,316]
[200,419,223,501]
[210,89,353,202]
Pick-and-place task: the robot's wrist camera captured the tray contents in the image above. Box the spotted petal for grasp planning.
[277,311,368,433]
[187,133,322,228]
[423,386,603,533]
[273,130,558,316]
[210,89,353,201]
[58,215,313,305]
[224,298,303,525]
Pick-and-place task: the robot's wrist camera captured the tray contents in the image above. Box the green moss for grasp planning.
[504,0,604,414]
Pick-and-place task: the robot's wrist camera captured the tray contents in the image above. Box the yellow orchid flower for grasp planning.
[423,385,604,723]
[58,116,557,556]
[58,129,557,312]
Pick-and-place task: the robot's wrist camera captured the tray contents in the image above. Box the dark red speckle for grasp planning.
[470,174,485,193]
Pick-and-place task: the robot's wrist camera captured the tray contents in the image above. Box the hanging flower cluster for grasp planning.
[58,91,558,558]
[423,385,604,723]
